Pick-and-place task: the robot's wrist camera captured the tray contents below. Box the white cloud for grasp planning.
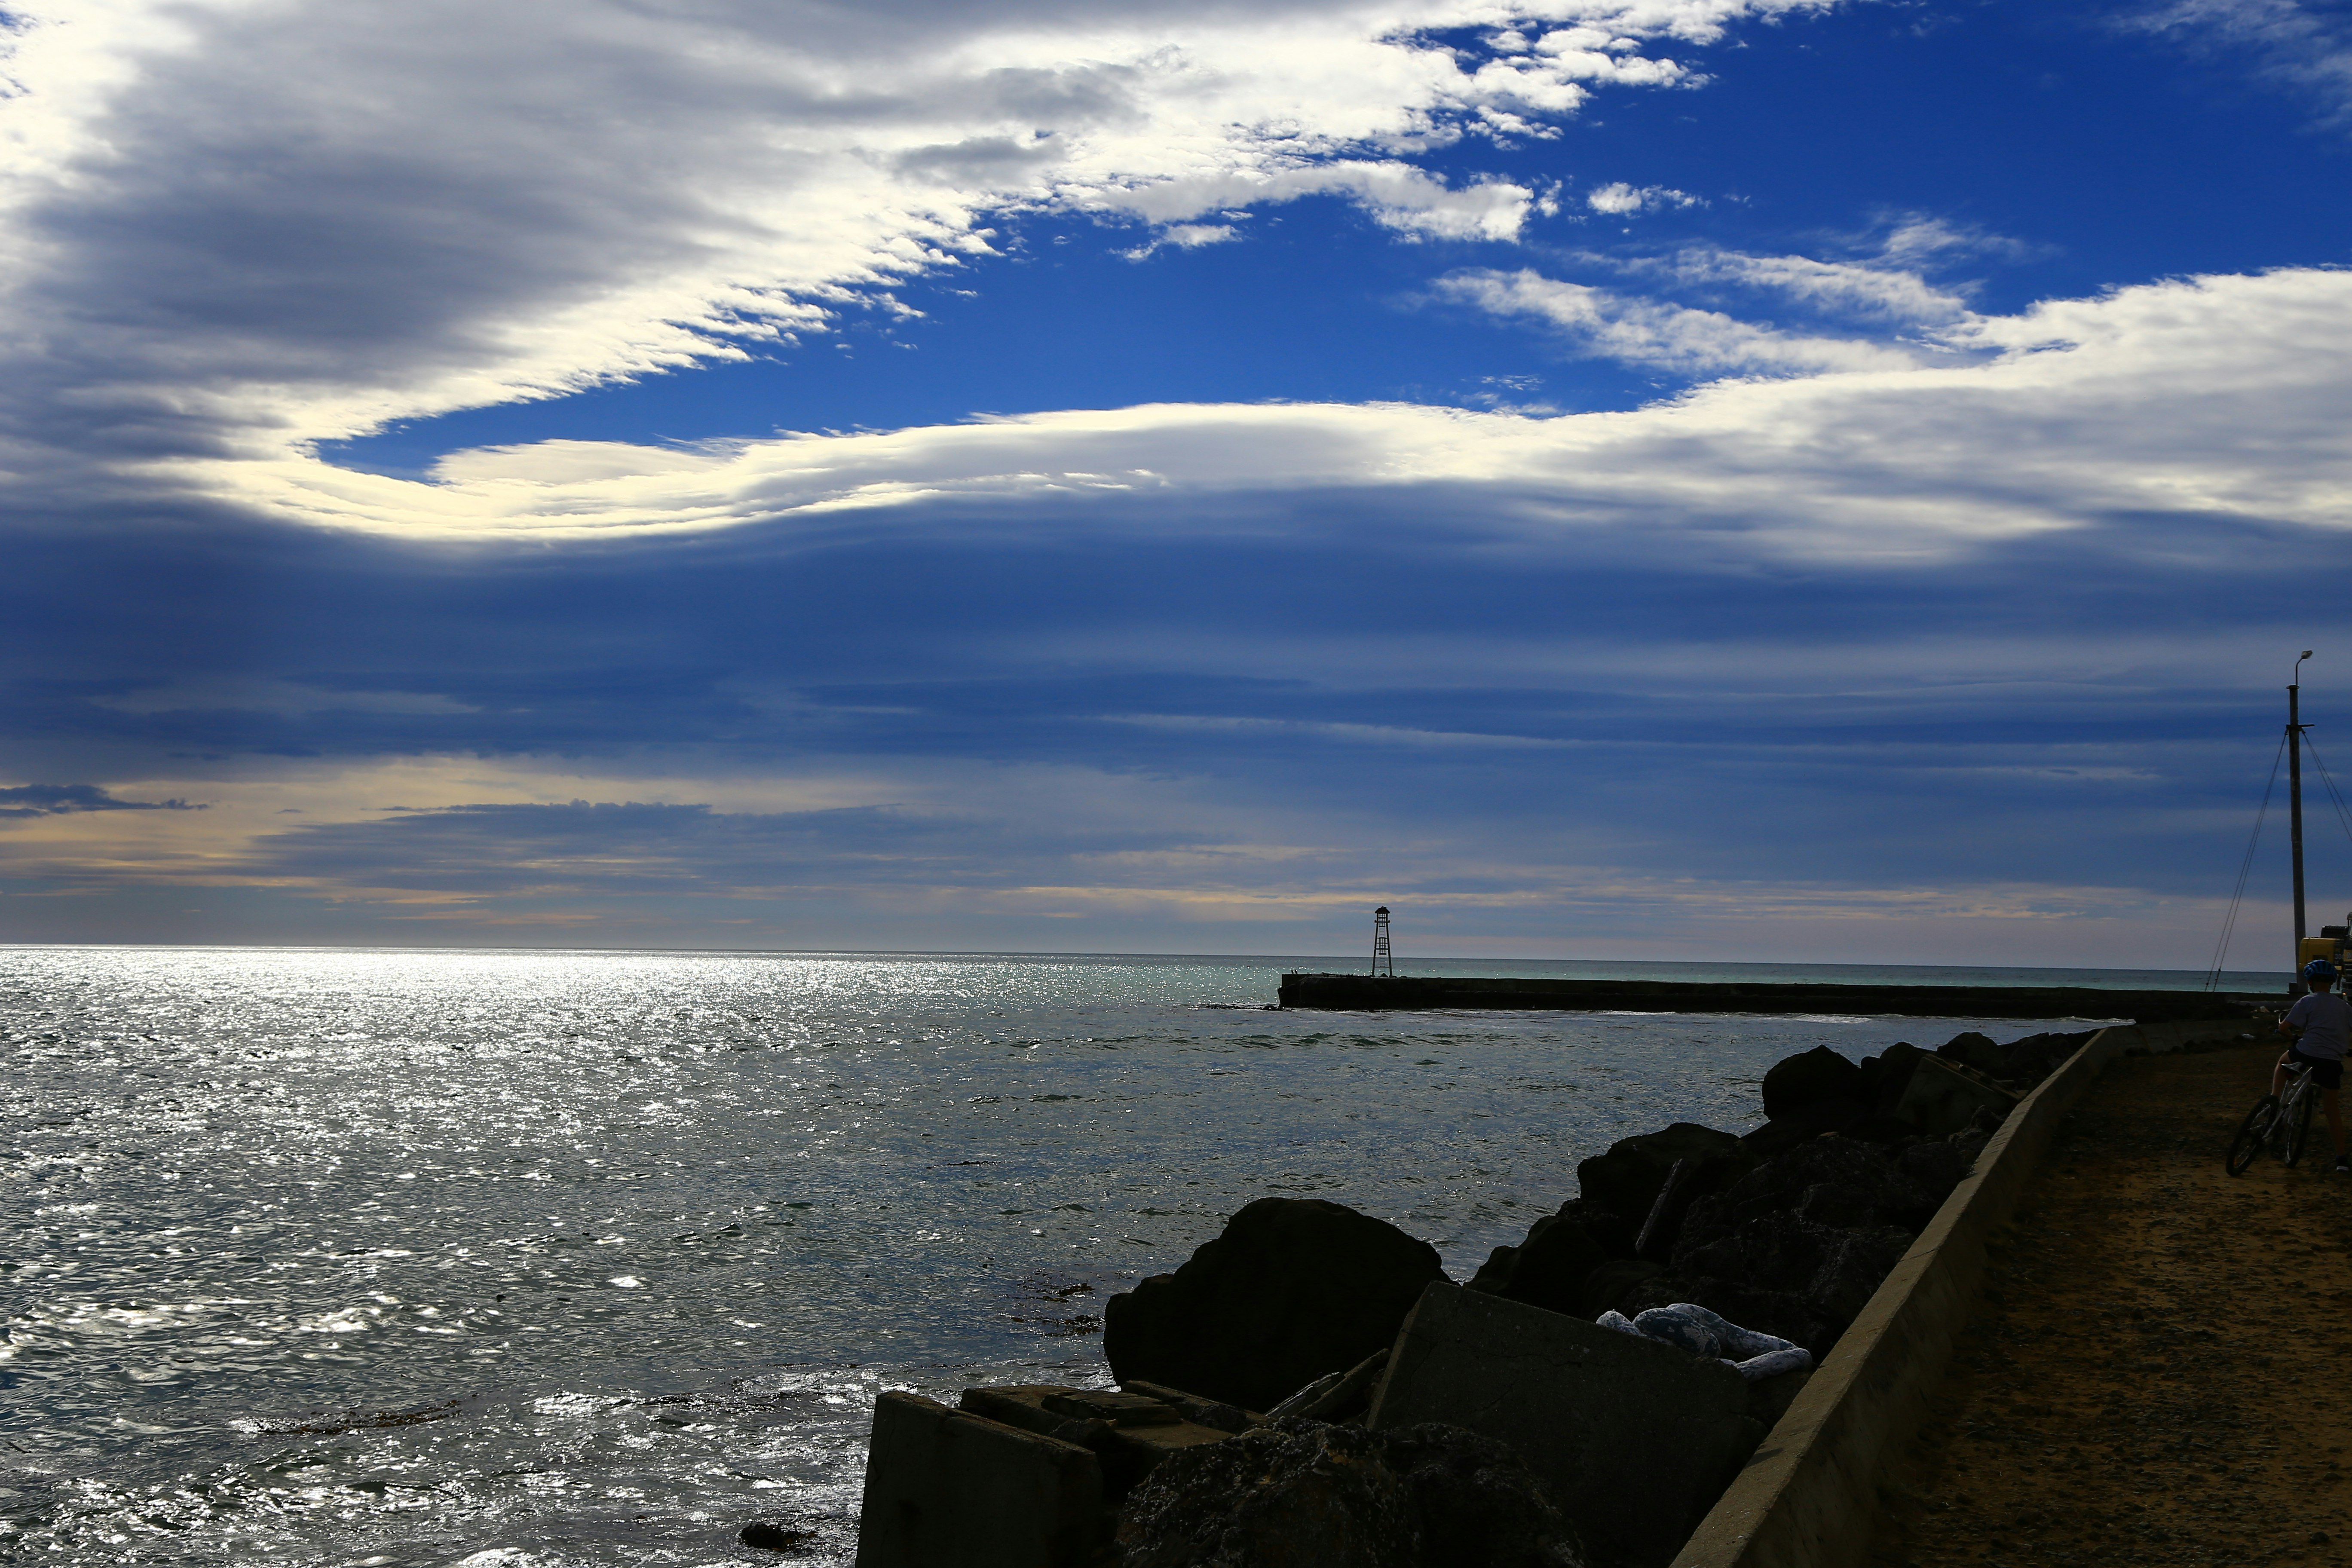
[1161,223,1240,248]
[1433,265,1923,372]
[0,0,1833,474]
[1628,247,1970,322]
[1091,160,1539,242]
[1585,180,1699,214]
[1874,216,2032,267]
[183,267,2352,569]
[2132,0,2352,125]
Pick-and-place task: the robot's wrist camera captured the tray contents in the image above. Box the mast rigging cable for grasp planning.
[2206,733,2288,992]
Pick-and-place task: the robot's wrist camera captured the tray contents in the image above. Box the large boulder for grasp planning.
[1669,1212,1911,1338]
[1369,1282,1761,1568]
[1494,1218,1609,1317]
[1117,1418,1592,1568]
[1936,1032,2008,1078]
[1897,1137,1975,1209]
[1740,1097,1871,1158]
[1855,1042,1928,1113]
[1806,1225,1914,1321]
[1550,1198,1639,1259]
[1759,1047,1864,1122]
[1104,1198,1446,1413]
[1466,1200,1634,1317]
[1575,1124,1751,1228]
[1672,1211,1849,1302]
[1675,1139,1937,1259]
[1895,1055,2019,1137]
[1998,1029,2093,1087]
[1577,1258,1666,1320]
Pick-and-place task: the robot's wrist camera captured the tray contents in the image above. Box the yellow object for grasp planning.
[2300,937,2342,968]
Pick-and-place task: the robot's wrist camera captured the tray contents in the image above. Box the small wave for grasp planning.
[241,1395,473,1436]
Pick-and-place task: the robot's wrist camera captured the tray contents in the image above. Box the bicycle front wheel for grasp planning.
[2228,1095,2278,1175]
[2286,1085,2319,1167]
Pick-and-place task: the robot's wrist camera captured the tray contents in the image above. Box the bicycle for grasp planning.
[2226,1056,2323,1175]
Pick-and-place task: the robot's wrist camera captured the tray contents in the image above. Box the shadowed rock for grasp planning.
[1467,1199,1634,1316]
[1898,1137,1975,1207]
[1577,1257,1666,1320]
[1997,1029,2095,1086]
[1104,1198,1445,1413]
[1856,1042,1928,1113]
[1676,1139,1936,1261]
[1760,1046,1865,1122]
[1896,1055,2019,1137]
[1666,1209,1912,1341]
[1937,1031,2008,1078]
[1575,1124,1751,1229]
[1118,1417,1592,1568]
[1740,1096,1871,1157]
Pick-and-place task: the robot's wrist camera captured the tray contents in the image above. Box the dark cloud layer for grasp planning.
[0,784,203,818]
[3,479,2345,949]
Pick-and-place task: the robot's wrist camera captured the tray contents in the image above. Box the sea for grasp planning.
[1,945,2282,1566]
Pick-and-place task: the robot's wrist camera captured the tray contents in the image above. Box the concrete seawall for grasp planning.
[1668,1016,2257,1568]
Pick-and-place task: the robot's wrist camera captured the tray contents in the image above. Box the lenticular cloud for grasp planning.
[0,0,1822,474]
[193,269,2352,575]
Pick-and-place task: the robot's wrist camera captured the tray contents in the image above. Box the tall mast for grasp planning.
[2292,651,2313,964]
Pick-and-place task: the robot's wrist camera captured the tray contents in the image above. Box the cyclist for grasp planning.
[2277,958,2352,1173]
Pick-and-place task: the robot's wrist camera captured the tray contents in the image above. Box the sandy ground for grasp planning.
[1868,1042,2352,1568]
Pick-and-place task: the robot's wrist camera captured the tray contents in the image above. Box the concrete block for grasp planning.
[1894,1054,2019,1136]
[1114,1378,1261,1433]
[1039,1388,1180,1427]
[1368,1281,1762,1568]
[956,1384,1233,1501]
[852,1391,1108,1568]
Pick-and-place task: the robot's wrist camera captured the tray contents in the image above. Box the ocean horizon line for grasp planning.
[0,939,2289,990]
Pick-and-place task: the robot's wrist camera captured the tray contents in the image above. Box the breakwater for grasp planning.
[1280,971,2270,1021]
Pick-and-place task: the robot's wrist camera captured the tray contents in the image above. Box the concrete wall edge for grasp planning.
[1667,1022,2140,1568]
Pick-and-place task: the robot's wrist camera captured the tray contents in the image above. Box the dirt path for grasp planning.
[1868,1042,2352,1568]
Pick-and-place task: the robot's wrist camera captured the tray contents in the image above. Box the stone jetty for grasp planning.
[1278,972,2268,1021]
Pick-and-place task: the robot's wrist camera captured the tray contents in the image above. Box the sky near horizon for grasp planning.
[4,0,2352,965]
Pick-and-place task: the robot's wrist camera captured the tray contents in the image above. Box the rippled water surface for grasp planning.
[3,946,2231,1565]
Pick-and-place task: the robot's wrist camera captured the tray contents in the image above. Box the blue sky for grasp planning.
[6,0,2352,963]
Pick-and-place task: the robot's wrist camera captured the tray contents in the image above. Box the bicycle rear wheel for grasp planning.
[2228,1095,2278,1175]
[2286,1084,2319,1167]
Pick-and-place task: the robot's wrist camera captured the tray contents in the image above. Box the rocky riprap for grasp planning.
[1460,1030,2088,1359]
[853,1024,2109,1568]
